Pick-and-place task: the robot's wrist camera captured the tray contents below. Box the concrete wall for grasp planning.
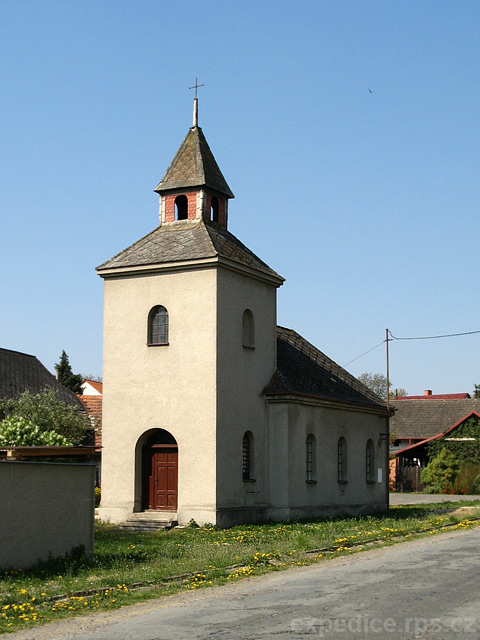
[99,267,218,524]
[0,462,95,569]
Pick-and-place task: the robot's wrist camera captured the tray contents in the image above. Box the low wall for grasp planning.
[0,462,95,569]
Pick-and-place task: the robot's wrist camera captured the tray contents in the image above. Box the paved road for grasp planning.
[390,493,480,505]
[12,526,480,640]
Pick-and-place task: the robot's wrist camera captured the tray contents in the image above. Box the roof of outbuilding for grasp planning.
[154,126,234,198]
[97,220,283,281]
[0,348,82,407]
[390,398,480,439]
[265,327,386,409]
[395,393,470,400]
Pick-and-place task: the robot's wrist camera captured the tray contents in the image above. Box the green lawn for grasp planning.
[2,501,480,634]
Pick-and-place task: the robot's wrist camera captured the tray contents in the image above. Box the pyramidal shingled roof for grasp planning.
[97,220,282,282]
[155,126,234,198]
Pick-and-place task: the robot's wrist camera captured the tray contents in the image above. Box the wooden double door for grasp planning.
[143,446,178,511]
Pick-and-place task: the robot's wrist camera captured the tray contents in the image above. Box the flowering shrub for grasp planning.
[0,416,72,446]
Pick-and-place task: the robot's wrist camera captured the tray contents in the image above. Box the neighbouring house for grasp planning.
[389,390,480,491]
[0,348,97,462]
[96,99,390,528]
[0,347,81,411]
[78,380,103,485]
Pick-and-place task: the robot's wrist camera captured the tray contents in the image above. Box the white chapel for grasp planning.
[97,99,389,527]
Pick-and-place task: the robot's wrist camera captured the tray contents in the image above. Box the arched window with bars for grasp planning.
[242,431,255,481]
[148,305,169,345]
[306,433,316,482]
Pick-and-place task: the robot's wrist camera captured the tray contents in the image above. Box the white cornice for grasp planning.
[97,255,285,287]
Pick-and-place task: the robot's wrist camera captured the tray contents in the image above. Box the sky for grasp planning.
[1,0,479,395]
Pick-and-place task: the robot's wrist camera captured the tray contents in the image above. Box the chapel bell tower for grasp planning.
[154,97,234,228]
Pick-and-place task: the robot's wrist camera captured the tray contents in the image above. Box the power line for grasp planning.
[388,329,480,341]
[343,340,385,367]
[343,327,480,368]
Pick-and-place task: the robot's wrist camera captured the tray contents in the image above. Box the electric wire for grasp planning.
[343,340,385,367]
[343,328,480,368]
[388,329,480,341]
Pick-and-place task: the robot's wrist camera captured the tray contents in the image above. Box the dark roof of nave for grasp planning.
[155,127,234,198]
[97,220,282,281]
[266,327,387,409]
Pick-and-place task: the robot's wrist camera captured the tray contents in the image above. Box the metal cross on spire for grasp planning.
[189,78,204,98]
[190,79,204,127]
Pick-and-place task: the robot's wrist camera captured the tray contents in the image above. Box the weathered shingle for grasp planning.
[266,327,386,409]
[155,127,234,198]
[97,220,283,281]
[390,398,480,439]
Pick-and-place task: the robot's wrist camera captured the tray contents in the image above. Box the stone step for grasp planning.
[118,513,178,532]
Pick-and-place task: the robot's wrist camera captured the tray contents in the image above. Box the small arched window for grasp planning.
[175,195,188,220]
[338,437,347,483]
[306,434,316,482]
[366,439,375,483]
[211,197,219,223]
[242,431,255,481]
[242,309,255,348]
[148,305,169,345]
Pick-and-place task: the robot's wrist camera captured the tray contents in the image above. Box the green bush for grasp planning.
[0,416,72,446]
[457,462,480,494]
[421,448,460,494]
[94,487,101,507]
[472,474,480,495]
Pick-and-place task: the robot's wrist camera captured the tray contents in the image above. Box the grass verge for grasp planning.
[2,501,480,634]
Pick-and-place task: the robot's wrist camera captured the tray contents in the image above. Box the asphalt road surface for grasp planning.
[11,526,480,640]
[389,493,480,506]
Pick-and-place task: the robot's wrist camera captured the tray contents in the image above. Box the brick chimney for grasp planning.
[424,390,432,396]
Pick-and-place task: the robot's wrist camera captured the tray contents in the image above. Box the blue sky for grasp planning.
[1,0,479,395]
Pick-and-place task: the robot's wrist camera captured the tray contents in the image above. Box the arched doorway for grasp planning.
[141,430,178,511]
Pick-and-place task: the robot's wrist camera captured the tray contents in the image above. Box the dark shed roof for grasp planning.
[266,327,386,410]
[0,348,81,407]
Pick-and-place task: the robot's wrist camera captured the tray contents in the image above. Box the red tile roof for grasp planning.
[395,393,470,400]
[78,395,102,449]
[83,379,103,394]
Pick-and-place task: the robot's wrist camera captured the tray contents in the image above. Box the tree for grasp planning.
[473,384,480,399]
[357,372,407,401]
[421,447,460,494]
[0,388,90,444]
[55,350,83,394]
[80,374,103,383]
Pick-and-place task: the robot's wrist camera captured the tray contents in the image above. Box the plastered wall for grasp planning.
[0,462,95,569]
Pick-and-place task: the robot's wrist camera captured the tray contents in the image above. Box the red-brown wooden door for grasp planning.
[146,447,178,510]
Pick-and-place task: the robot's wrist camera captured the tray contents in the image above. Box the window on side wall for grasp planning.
[306,433,316,482]
[148,305,169,345]
[338,437,347,483]
[242,309,255,348]
[366,439,375,483]
[242,431,255,481]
